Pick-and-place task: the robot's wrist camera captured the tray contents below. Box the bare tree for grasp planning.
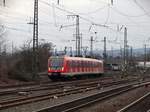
[0,25,7,79]
[8,39,53,81]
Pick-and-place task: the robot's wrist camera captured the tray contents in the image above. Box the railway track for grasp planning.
[36,82,150,112]
[0,78,137,110]
[118,91,150,112]
[0,77,113,96]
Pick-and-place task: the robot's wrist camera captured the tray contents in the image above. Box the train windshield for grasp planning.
[49,57,64,70]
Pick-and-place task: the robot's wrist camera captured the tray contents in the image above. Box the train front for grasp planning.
[48,56,65,80]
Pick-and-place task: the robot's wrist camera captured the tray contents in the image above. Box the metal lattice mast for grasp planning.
[103,37,107,64]
[67,15,80,56]
[90,36,94,57]
[76,15,80,56]
[3,0,5,6]
[123,27,127,75]
[32,0,39,80]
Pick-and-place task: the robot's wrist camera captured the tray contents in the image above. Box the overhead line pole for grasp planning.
[144,44,147,69]
[32,0,39,80]
[130,46,133,65]
[76,15,80,56]
[123,27,127,75]
[103,37,107,64]
[67,15,80,56]
[3,0,5,6]
[90,36,94,57]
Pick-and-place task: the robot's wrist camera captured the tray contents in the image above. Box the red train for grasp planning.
[48,56,104,80]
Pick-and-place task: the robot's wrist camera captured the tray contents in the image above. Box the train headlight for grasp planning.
[62,67,64,71]
[49,67,51,71]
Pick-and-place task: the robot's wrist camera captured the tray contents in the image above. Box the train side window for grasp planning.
[86,61,88,67]
[82,61,84,67]
[78,61,80,67]
[89,61,91,67]
[99,63,101,67]
[68,61,71,67]
[74,61,76,67]
[70,61,72,68]
[79,61,81,67]
[84,61,86,67]
[75,61,77,67]
[92,62,94,67]
[66,61,69,67]
[72,61,74,67]
[77,61,79,67]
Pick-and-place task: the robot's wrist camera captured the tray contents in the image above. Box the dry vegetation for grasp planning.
[0,37,52,83]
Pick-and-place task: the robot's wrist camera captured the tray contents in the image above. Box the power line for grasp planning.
[104,5,111,25]
[39,1,110,29]
[133,0,150,17]
[112,6,147,17]
[79,5,108,15]
[111,7,141,26]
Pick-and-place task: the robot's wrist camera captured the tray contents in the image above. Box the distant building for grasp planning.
[137,62,150,68]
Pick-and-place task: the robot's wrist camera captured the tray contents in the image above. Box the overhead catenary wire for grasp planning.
[1,0,150,49]
[104,4,111,25]
[79,5,108,15]
[133,0,150,17]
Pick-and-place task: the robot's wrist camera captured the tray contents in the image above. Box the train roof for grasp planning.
[49,56,103,63]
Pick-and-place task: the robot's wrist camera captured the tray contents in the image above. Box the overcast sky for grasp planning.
[0,0,150,51]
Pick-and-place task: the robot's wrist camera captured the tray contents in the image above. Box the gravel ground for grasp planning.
[123,93,150,112]
[77,85,150,112]
[1,82,137,112]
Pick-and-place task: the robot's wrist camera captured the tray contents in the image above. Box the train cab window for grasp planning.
[49,57,64,70]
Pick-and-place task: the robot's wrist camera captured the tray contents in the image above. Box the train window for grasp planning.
[50,57,64,70]
[99,63,102,67]
[75,61,77,67]
[87,61,89,67]
[86,61,88,67]
[84,61,86,67]
[78,61,80,67]
[92,62,94,67]
[96,63,98,67]
[72,61,75,67]
[89,61,91,67]
[83,61,85,67]
[92,62,95,67]
[68,61,71,67]
[70,61,72,67]
[79,61,81,67]
[81,61,84,67]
